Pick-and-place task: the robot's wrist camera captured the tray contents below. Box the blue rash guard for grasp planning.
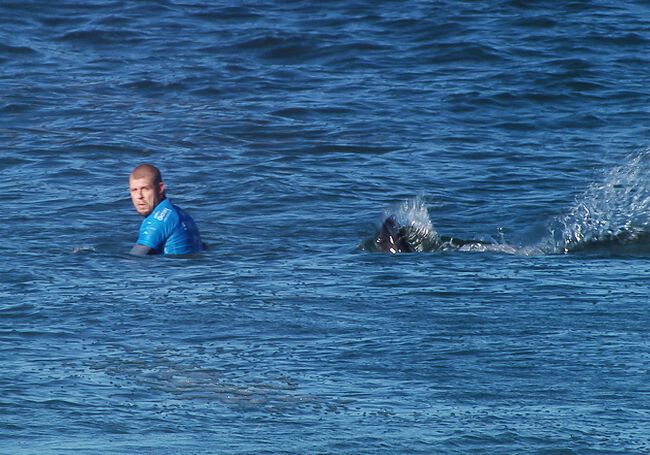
[136,198,203,255]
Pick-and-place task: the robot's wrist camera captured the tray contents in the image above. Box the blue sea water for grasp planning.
[2,1,650,453]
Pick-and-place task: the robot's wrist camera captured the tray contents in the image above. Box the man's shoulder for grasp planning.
[148,199,180,225]
[171,203,195,219]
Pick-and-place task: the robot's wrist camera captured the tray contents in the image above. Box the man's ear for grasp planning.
[158,182,166,196]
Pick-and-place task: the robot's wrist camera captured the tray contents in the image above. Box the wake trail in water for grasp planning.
[365,151,650,256]
[544,150,650,254]
[362,197,519,254]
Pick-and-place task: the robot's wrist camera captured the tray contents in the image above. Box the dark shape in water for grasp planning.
[567,230,650,255]
[375,216,494,253]
[375,216,414,253]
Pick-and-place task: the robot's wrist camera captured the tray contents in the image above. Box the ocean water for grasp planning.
[2,1,650,453]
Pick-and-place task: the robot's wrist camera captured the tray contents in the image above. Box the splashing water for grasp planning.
[368,152,650,256]
[370,197,519,254]
[547,151,650,253]
[382,197,439,252]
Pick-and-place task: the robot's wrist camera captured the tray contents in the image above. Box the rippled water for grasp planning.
[3,1,650,453]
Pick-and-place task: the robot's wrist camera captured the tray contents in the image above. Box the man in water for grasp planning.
[129,163,203,256]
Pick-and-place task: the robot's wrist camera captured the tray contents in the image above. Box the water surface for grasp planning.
[2,1,650,453]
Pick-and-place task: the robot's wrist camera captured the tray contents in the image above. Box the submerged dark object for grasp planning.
[563,230,650,254]
[375,215,414,253]
[375,215,494,253]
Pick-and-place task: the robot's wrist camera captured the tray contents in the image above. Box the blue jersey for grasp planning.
[136,198,203,255]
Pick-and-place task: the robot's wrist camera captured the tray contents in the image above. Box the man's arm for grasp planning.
[130,244,153,256]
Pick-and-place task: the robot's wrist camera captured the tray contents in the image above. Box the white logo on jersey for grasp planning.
[155,207,171,222]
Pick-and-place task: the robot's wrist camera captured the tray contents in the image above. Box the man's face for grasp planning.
[129,176,165,216]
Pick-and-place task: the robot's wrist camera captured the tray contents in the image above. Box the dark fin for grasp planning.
[376,215,414,253]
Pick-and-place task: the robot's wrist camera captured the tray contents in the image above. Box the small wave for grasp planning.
[0,43,37,55]
[511,16,558,29]
[423,42,506,64]
[122,78,187,94]
[72,245,96,254]
[545,150,650,254]
[586,31,650,48]
[191,6,262,22]
[189,86,226,98]
[1,103,35,114]
[232,32,322,62]
[58,29,144,46]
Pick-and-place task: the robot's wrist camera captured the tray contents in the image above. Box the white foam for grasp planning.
[546,150,650,253]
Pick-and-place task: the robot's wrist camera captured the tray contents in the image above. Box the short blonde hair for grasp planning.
[130,163,163,185]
